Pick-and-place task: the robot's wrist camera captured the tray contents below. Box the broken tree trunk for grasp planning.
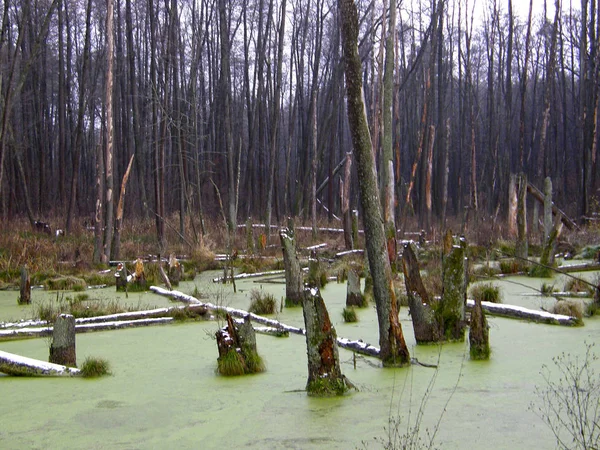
[302,286,348,396]
[469,298,490,360]
[516,173,528,260]
[540,218,563,267]
[215,313,264,375]
[168,254,182,286]
[527,180,577,230]
[0,350,81,376]
[439,231,468,341]
[19,265,31,305]
[341,153,353,250]
[133,258,146,290]
[402,243,438,343]
[115,262,128,292]
[280,227,304,306]
[49,314,76,367]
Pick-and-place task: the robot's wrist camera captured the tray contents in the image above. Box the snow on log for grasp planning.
[305,243,328,251]
[0,350,81,377]
[0,318,175,339]
[335,249,364,258]
[466,299,580,326]
[149,287,401,361]
[212,269,285,283]
[557,262,600,273]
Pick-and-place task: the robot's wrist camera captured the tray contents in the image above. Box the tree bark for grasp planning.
[49,314,76,367]
[19,265,31,305]
[302,286,347,396]
[469,298,490,360]
[279,227,304,306]
[338,0,410,367]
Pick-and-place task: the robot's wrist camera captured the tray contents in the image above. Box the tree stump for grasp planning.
[307,250,326,288]
[133,258,146,290]
[302,286,347,396]
[279,227,304,306]
[215,314,264,376]
[49,314,76,367]
[246,217,255,253]
[346,269,365,307]
[19,265,31,305]
[469,298,490,360]
[168,254,182,287]
[115,262,128,292]
[402,243,438,343]
[439,231,468,341]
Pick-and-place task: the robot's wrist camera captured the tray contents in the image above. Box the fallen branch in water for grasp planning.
[466,299,581,326]
[0,350,81,376]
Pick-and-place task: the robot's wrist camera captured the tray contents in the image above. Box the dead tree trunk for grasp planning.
[19,265,31,305]
[516,173,528,260]
[215,313,264,376]
[439,231,468,341]
[279,227,304,306]
[302,286,348,396]
[338,0,410,367]
[341,153,353,250]
[543,177,553,243]
[469,298,490,360]
[49,314,76,367]
[540,219,563,267]
[508,173,517,237]
[402,243,438,343]
[346,269,365,307]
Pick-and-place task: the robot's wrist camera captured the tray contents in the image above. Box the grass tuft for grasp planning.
[470,283,502,303]
[342,307,358,323]
[248,289,277,315]
[80,357,111,378]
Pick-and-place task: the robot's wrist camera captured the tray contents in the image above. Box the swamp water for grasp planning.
[1,270,599,449]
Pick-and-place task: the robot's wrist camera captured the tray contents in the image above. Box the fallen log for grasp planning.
[526,182,578,230]
[212,269,285,283]
[466,299,580,326]
[0,318,175,339]
[558,262,600,273]
[149,286,432,365]
[0,350,81,376]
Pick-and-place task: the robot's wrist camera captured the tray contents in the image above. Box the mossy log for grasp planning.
[19,265,31,305]
[279,227,304,306]
[469,298,490,360]
[302,287,348,396]
[49,314,76,367]
[0,350,81,376]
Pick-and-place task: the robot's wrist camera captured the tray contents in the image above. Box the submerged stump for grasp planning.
[469,298,490,360]
[439,231,468,341]
[133,258,147,290]
[346,269,366,307]
[279,227,304,306]
[19,265,31,305]
[215,314,264,376]
[302,286,348,396]
[49,314,76,367]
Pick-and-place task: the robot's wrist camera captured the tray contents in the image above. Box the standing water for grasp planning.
[1,271,599,449]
